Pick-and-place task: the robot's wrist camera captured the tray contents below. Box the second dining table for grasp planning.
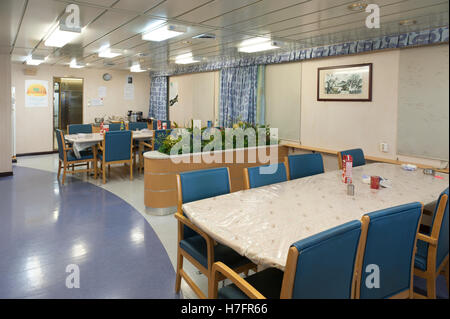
[182,162,449,271]
[65,130,154,159]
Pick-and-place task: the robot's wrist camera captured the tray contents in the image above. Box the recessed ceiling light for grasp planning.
[238,37,280,53]
[130,63,146,72]
[174,53,199,64]
[399,19,417,26]
[26,54,47,65]
[98,45,122,58]
[347,2,368,11]
[69,58,84,69]
[142,24,186,42]
[45,25,82,48]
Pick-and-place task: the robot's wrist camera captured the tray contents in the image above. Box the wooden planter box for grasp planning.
[144,145,288,215]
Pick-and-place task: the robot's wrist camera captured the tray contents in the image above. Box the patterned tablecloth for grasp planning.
[182,163,449,270]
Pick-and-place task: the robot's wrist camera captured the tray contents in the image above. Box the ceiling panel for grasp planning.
[145,0,215,19]
[113,0,165,13]
[6,0,449,71]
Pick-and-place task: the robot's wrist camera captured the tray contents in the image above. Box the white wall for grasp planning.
[11,63,150,154]
[0,54,12,174]
[169,71,219,127]
[300,50,400,160]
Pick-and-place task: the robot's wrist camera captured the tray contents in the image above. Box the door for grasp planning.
[53,77,83,150]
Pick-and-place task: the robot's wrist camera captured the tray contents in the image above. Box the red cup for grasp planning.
[370,176,380,189]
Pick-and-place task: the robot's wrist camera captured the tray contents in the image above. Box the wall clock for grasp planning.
[102,73,112,81]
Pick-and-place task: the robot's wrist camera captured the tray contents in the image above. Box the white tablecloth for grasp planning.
[182,163,449,270]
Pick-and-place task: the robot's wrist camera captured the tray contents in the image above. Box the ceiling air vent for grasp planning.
[192,33,216,40]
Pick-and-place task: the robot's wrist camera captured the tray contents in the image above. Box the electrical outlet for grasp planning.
[380,143,389,153]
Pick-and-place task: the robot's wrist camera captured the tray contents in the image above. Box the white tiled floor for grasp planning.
[16,153,205,299]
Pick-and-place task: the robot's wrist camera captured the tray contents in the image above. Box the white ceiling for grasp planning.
[2,0,448,71]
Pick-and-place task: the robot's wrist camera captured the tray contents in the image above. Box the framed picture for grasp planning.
[317,63,372,101]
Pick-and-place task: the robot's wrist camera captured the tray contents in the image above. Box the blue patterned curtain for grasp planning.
[219,65,258,127]
[149,76,168,120]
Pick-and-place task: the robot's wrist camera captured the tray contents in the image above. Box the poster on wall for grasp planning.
[25,80,49,107]
[169,80,179,107]
[317,63,372,101]
[124,83,134,100]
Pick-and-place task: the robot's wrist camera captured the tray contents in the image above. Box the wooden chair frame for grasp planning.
[355,204,423,299]
[57,130,97,185]
[284,156,291,180]
[97,132,133,184]
[413,194,449,299]
[174,169,256,299]
[209,226,367,299]
[138,131,155,174]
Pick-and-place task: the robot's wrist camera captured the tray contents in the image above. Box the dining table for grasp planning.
[182,162,449,271]
[64,130,154,158]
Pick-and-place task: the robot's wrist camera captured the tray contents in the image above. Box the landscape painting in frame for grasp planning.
[317,63,372,101]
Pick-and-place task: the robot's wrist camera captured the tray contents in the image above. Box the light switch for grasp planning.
[380,143,389,153]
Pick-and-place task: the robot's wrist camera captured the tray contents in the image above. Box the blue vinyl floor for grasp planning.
[0,166,178,298]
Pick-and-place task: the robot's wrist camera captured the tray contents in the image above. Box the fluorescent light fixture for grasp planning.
[98,45,122,58]
[175,53,199,65]
[142,24,186,42]
[45,25,81,47]
[238,37,280,53]
[130,63,146,72]
[26,55,46,65]
[69,58,84,69]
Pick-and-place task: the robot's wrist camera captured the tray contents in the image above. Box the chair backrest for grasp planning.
[431,188,449,270]
[103,130,132,162]
[358,202,422,299]
[245,163,287,189]
[338,148,365,169]
[286,153,324,180]
[129,122,148,131]
[55,129,66,161]
[178,167,231,239]
[152,120,171,130]
[154,129,172,151]
[283,220,362,299]
[68,124,92,134]
[108,123,122,131]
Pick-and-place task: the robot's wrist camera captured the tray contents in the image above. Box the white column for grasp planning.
[0,53,12,174]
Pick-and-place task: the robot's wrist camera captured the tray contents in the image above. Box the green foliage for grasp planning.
[156,121,277,155]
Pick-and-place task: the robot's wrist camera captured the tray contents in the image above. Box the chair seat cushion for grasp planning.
[67,150,93,162]
[218,268,284,299]
[414,239,429,271]
[179,235,252,270]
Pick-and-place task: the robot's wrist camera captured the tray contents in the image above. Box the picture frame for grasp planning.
[317,63,372,101]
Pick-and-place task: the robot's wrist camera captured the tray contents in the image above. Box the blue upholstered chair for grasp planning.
[414,188,449,299]
[210,220,363,299]
[108,123,122,131]
[285,153,324,180]
[357,202,423,299]
[128,122,148,131]
[152,120,171,130]
[55,129,96,185]
[338,148,366,170]
[97,130,133,184]
[244,163,287,189]
[175,167,256,299]
[67,124,92,134]
[154,129,172,151]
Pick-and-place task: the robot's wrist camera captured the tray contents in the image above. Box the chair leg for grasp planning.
[102,162,106,184]
[108,164,111,176]
[57,161,62,178]
[426,276,437,299]
[130,160,133,181]
[175,249,183,293]
[62,164,67,185]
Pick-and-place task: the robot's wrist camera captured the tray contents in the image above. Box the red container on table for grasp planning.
[371,176,380,189]
[342,155,353,184]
